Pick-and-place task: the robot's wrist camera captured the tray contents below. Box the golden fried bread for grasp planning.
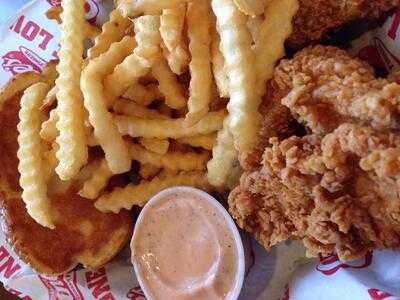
[0,94,133,275]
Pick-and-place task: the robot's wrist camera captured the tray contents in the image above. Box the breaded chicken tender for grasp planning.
[229,46,400,260]
[290,0,400,45]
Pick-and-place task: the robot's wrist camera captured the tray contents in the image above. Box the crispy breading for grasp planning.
[229,46,400,261]
[290,0,400,45]
[275,46,400,133]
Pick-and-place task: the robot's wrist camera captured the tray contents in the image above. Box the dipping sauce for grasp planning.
[131,187,244,300]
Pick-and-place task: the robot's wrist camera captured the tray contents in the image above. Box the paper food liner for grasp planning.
[0,1,399,299]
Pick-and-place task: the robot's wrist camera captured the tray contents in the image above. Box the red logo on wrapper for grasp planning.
[84,0,100,24]
[281,284,289,300]
[2,46,46,75]
[85,267,114,300]
[46,0,99,23]
[127,286,146,300]
[46,0,61,6]
[373,37,400,72]
[4,286,32,300]
[368,288,400,300]
[354,9,400,73]
[38,272,84,300]
[316,252,373,276]
[0,245,22,280]
[388,10,400,40]
[357,45,387,71]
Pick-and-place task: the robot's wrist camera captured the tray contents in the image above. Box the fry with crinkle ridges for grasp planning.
[211,27,229,98]
[207,117,238,187]
[95,171,210,213]
[118,0,187,17]
[255,0,298,97]
[160,5,190,74]
[160,5,186,52]
[104,16,161,105]
[40,108,58,142]
[17,83,54,229]
[128,143,209,171]
[115,109,226,139]
[139,138,170,155]
[88,9,131,59]
[113,100,168,119]
[212,0,261,153]
[123,83,162,106]
[139,164,161,179]
[178,133,216,150]
[151,57,186,109]
[55,0,88,180]
[79,159,114,199]
[81,36,135,174]
[185,0,213,126]
[41,85,57,110]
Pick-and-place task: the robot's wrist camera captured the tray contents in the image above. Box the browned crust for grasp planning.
[289,0,400,45]
[0,91,133,275]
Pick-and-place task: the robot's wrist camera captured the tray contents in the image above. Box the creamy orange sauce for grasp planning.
[131,189,241,300]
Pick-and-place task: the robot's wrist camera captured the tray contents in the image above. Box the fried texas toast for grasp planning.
[0,93,133,275]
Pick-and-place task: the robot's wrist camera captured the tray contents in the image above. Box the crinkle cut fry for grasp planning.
[139,138,170,155]
[139,163,161,179]
[211,27,229,98]
[41,85,58,110]
[79,159,114,199]
[178,133,216,150]
[118,0,187,17]
[247,14,263,46]
[212,0,261,153]
[45,6,62,23]
[160,5,187,52]
[233,0,265,17]
[45,6,101,41]
[133,15,162,60]
[160,4,190,75]
[78,141,208,175]
[17,82,54,229]
[185,0,213,126]
[81,36,135,174]
[255,0,298,97]
[40,108,58,142]
[55,0,88,180]
[207,116,238,188]
[151,56,186,109]
[88,9,132,59]
[104,15,161,106]
[128,143,209,171]
[115,109,226,139]
[164,42,191,75]
[113,99,168,119]
[123,83,162,106]
[95,171,210,213]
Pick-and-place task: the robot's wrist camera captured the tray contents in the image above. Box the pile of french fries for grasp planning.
[0,0,299,229]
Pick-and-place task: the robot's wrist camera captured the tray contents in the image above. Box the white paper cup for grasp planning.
[131,186,245,300]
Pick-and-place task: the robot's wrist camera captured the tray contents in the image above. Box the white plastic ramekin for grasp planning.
[131,186,245,300]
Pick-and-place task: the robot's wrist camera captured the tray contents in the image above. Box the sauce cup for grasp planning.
[131,186,245,300]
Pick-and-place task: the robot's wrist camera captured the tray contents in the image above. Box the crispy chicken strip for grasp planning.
[229,46,400,261]
[290,0,400,45]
